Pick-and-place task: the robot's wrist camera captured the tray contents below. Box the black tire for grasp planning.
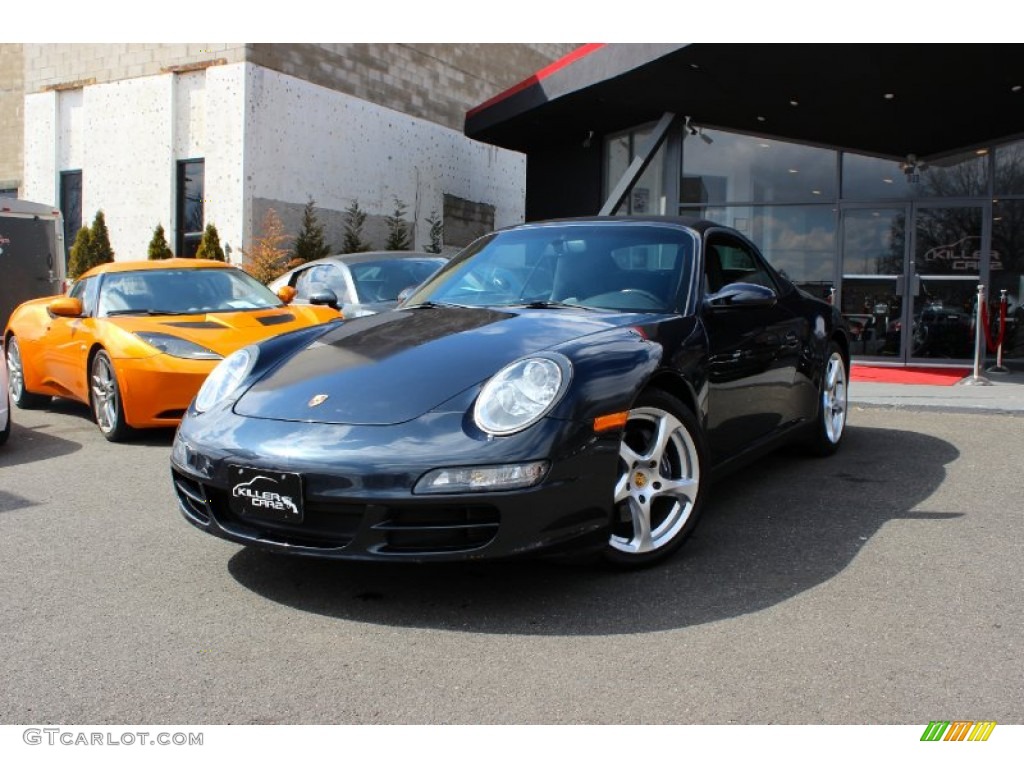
[603,389,708,568]
[90,350,135,442]
[802,341,848,457]
[0,394,10,446]
[6,336,51,409]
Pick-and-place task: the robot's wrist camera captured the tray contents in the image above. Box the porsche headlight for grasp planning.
[473,355,570,436]
[194,346,258,413]
[134,332,221,360]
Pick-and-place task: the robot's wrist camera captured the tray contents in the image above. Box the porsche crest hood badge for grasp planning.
[307,394,329,408]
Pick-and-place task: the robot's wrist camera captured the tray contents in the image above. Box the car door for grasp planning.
[43,275,99,402]
[700,232,805,462]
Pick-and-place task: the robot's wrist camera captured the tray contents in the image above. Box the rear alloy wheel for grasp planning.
[803,342,848,456]
[6,336,51,409]
[604,390,707,567]
[90,350,134,442]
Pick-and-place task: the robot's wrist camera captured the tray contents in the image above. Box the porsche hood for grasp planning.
[233,306,649,425]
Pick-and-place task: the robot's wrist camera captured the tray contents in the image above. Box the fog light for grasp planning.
[414,461,549,494]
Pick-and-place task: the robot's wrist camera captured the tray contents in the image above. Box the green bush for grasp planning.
[147,224,173,260]
[90,210,115,265]
[293,197,331,263]
[67,210,116,279]
[67,226,94,280]
[385,197,410,251]
[424,210,443,254]
[340,199,371,253]
[195,223,225,261]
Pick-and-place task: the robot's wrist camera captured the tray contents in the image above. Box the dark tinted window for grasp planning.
[705,236,777,294]
[176,160,204,257]
[60,171,82,264]
[409,225,696,313]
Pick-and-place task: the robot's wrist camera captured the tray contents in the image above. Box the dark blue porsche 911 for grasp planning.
[172,217,850,567]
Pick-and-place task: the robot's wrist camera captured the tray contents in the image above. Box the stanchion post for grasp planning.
[960,283,993,386]
[987,289,1010,374]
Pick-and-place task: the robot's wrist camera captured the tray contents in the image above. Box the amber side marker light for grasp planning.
[593,412,629,432]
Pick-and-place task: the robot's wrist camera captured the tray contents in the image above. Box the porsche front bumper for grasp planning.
[171,410,620,561]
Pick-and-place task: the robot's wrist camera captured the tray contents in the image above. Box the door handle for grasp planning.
[911,275,921,297]
[895,275,905,295]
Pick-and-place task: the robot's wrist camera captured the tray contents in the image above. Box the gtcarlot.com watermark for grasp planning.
[23,728,203,747]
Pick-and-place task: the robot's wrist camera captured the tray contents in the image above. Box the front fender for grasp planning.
[548,326,664,423]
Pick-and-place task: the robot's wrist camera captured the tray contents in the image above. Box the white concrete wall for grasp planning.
[82,76,175,259]
[22,61,526,262]
[244,63,526,250]
[203,65,247,262]
[58,89,84,171]
[22,91,58,206]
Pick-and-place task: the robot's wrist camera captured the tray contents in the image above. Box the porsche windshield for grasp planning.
[406,224,697,313]
[97,268,282,317]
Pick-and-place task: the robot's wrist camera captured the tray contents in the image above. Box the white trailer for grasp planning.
[0,198,66,331]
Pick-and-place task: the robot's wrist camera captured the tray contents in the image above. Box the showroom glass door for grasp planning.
[907,204,986,363]
[839,206,909,359]
[840,203,988,363]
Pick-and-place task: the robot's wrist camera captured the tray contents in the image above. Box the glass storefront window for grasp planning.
[842,149,989,200]
[681,204,836,299]
[603,126,667,215]
[992,200,1024,361]
[994,139,1024,195]
[680,130,836,205]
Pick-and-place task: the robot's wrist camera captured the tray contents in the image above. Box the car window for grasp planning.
[69,276,99,316]
[704,236,778,294]
[350,259,446,303]
[96,268,282,316]
[296,264,351,304]
[407,225,696,313]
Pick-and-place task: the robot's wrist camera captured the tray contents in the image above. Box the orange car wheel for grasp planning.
[6,336,51,409]
[90,350,135,442]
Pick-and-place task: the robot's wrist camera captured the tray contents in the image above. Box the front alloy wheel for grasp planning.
[605,390,707,567]
[804,342,848,456]
[91,350,133,442]
[6,336,51,409]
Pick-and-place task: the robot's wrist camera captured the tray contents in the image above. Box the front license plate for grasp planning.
[228,465,304,524]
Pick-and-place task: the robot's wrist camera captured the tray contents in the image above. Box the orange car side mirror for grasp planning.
[277,286,296,304]
[48,296,84,318]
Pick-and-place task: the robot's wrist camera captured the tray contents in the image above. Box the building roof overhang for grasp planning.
[465,43,1024,161]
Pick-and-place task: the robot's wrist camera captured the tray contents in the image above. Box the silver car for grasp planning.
[269,251,448,318]
[1,338,11,445]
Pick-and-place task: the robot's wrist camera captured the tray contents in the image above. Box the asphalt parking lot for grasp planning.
[1,400,1021,725]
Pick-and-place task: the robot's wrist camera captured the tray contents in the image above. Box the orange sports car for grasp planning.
[4,258,341,441]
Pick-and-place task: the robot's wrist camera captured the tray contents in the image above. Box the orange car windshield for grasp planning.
[96,268,282,317]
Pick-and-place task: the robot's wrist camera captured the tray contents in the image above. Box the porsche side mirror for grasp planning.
[309,288,339,310]
[47,296,84,318]
[706,283,777,310]
[276,286,297,305]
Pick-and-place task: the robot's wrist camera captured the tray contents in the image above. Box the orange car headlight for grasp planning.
[133,332,222,360]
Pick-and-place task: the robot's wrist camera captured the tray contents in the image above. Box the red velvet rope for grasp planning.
[979,296,1008,352]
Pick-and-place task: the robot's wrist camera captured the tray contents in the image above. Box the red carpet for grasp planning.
[850,365,970,385]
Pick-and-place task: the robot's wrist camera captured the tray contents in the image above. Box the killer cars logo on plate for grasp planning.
[232,475,300,516]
